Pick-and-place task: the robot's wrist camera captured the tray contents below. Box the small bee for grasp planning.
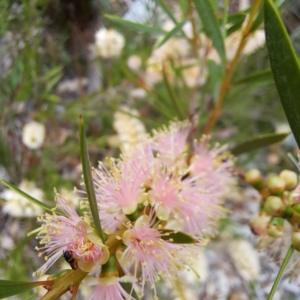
[63,250,78,270]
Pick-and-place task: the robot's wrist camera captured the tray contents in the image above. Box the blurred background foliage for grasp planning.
[1,0,300,299]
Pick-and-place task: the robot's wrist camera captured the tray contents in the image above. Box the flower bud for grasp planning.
[245,169,263,189]
[292,232,300,252]
[267,217,284,238]
[249,213,271,236]
[267,175,285,195]
[291,184,300,204]
[279,170,298,190]
[264,196,284,216]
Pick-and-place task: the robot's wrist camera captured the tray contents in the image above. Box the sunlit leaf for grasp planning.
[104,14,166,35]
[160,229,198,244]
[194,0,225,63]
[264,0,300,148]
[230,132,289,156]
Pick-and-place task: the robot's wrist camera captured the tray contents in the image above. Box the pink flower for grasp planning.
[190,138,234,196]
[152,121,191,168]
[120,212,183,297]
[93,147,153,233]
[88,276,135,300]
[34,195,109,276]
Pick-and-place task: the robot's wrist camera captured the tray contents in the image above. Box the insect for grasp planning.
[63,250,78,270]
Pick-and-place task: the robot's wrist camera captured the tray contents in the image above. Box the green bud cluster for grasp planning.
[246,169,300,250]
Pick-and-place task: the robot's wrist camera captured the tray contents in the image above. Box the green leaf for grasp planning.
[230,132,289,156]
[104,14,166,35]
[156,0,177,23]
[160,229,198,244]
[234,69,273,85]
[267,245,294,300]
[0,178,54,213]
[207,59,224,100]
[0,280,46,298]
[120,282,139,299]
[79,116,105,242]
[155,20,187,49]
[264,0,300,148]
[162,67,186,120]
[194,0,226,63]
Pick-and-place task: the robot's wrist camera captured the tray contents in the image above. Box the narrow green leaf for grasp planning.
[160,229,198,244]
[227,12,247,24]
[194,0,226,63]
[234,69,273,85]
[230,132,289,156]
[264,0,300,148]
[267,245,294,300]
[79,116,105,242]
[162,67,186,120]
[0,178,54,213]
[39,66,63,82]
[207,59,224,100]
[155,20,187,49]
[0,280,48,298]
[156,0,177,23]
[104,14,166,35]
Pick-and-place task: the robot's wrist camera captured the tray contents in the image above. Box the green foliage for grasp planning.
[230,132,289,156]
[264,0,300,148]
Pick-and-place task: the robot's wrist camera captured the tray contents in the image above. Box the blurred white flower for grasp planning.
[113,106,147,154]
[208,29,265,63]
[22,121,45,149]
[127,55,142,71]
[243,30,265,55]
[130,88,147,99]
[2,180,44,217]
[229,239,261,281]
[0,234,14,250]
[94,28,125,59]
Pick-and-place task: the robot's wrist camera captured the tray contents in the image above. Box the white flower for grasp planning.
[130,88,146,99]
[229,239,261,281]
[22,121,45,149]
[94,28,125,59]
[0,234,14,250]
[113,106,147,154]
[2,180,44,217]
[127,55,142,71]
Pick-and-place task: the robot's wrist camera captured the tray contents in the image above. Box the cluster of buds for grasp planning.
[32,121,234,299]
[246,169,300,249]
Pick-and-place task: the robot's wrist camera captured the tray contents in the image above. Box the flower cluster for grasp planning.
[34,121,234,299]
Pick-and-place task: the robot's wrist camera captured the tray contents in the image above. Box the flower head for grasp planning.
[34,195,109,276]
[22,121,45,149]
[94,28,125,59]
[120,213,184,297]
[88,276,135,300]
